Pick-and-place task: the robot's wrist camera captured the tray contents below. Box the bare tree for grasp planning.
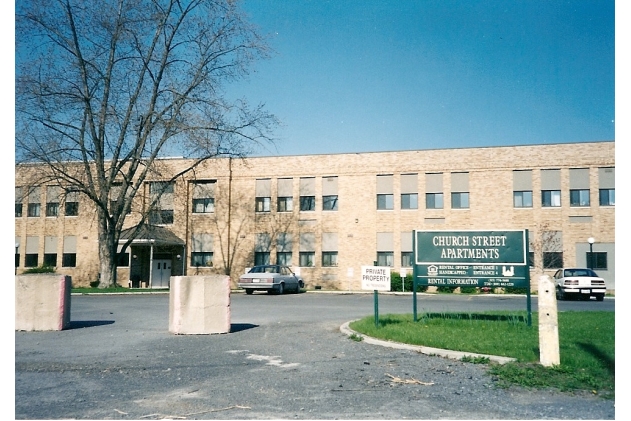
[529,223,564,276]
[15,0,278,287]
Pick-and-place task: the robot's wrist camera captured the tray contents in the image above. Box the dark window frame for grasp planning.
[451,192,469,209]
[322,251,338,267]
[299,196,315,211]
[513,191,533,208]
[569,189,590,207]
[401,193,418,210]
[541,190,561,207]
[426,193,444,209]
[376,194,394,210]
[322,195,338,211]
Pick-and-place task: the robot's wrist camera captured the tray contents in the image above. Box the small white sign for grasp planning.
[361,266,391,291]
[347,267,354,277]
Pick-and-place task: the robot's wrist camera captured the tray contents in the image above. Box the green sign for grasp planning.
[413,230,529,288]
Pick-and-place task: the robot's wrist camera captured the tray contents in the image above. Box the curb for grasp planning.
[340,320,516,365]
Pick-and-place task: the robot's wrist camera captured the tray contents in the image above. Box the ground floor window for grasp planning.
[191,251,213,267]
[401,252,413,267]
[586,252,607,270]
[543,252,563,269]
[299,252,314,267]
[44,253,57,267]
[62,253,76,267]
[377,251,394,267]
[322,251,338,267]
[277,252,292,266]
[254,252,270,266]
[25,254,38,267]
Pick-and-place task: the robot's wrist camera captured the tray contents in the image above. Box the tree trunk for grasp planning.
[97,215,118,288]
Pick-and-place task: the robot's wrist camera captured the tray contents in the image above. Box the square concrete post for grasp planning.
[538,274,560,366]
[169,275,231,334]
[15,274,71,331]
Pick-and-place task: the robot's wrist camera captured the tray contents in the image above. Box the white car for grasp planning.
[554,268,606,301]
[238,265,304,295]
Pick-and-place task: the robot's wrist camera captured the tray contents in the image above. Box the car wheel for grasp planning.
[245,289,253,295]
[596,294,604,301]
[277,283,284,295]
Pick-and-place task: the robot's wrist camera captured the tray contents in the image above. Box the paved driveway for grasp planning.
[14,292,614,419]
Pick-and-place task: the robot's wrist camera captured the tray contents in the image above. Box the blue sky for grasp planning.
[229,0,616,157]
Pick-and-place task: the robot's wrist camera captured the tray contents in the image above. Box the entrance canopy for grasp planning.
[119,224,185,247]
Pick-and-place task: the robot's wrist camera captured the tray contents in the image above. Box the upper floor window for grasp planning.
[377,194,393,210]
[322,176,338,211]
[255,178,271,213]
[192,181,215,213]
[400,174,418,210]
[27,187,41,217]
[598,167,614,206]
[569,169,590,207]
[451,172,469,209]
[15,187,23,217]
[426,193,443,209]
[299,177,316,212]
[425,173,443,209]
[451,192,469,209]
[46,186,60,217]
[277,196,293,212]
[376,175,393,210]
[513,170,533,208]
[541,169,560,207]
[323,195,338,211]
[65,190,79,216]
[569,189,590,207]
[599,189,615,206]
[149,181,174,224]
[513,191,533,208]
[300,196,315,211]
[541,190,561,207]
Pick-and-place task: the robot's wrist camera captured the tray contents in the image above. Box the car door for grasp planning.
[282,266,297,290]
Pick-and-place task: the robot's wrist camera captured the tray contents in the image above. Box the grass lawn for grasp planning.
[349,311,614,398]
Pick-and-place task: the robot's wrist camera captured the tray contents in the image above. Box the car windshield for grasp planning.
[564,268,598,277]
[248,265,279,274]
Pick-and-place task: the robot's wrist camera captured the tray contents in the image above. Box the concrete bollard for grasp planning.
[15,274,71,331]
[169,275,231,334]
[538,274,560,366]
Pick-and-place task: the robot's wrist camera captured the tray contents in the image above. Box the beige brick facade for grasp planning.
[15,141,615,292]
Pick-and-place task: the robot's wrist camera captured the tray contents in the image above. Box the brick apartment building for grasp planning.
[14,141,615,292]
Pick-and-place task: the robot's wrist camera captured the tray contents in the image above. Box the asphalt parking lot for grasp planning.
[15,292,615,419]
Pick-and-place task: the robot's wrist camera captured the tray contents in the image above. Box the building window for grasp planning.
[25,254,39,267]
[256,197,271,212]
[322,176,338,211]
[528,251,535,268]
[192,181,215,213]
[149,181,174,224]
[322,252,338,267]
[299,252,314,267]
[543,252,563,269]
[377,252,394,267]
[46,202,59,217]
[513,191,533,208]
[27,187,41,217]
[586,252,608,270]
[300,196,315,211]
[376,194,393,210]
[401,252,413,268]
[44,253,57,267]
[149,210,174,225]
[15,187,23,217]
[426,193,444,209]
[451,192,469,209]
[401,193,418,210]
[376,175,393,210]
[193,198,215,213]
[46,186,60,217]
[192,252,213,267]
[64,190,79,216]
[277,197,293,212]
[599,189,614,206]
[191,233,213,267]
[62,236,77,267]
[541,190,561,207]
[62,253,76,267]
[322,195,338,211]
[65,201,79,216]
[254,233,271,266]
[570,189,590,207]
[27,203,41,217]
[277,252,292,266]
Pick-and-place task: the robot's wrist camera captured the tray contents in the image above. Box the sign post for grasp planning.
[361,265,391,328]
[412,229,531,325]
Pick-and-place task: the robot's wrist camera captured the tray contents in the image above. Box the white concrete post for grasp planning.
[538,274,560,366]
[169,275,231,334]
[15,274,71,331]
